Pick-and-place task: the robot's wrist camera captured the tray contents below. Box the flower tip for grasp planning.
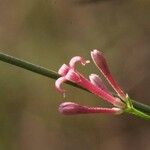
[59,102,82,115]
[84,60,90,65]
[90,49,108,73]
[55,87,65,95]
[89,73,111,93]
[58,64,69,76]
[89,73,108,91]
[91,49,98,53]
[69,56,89,68]
[89,74,101,81]
[91,49,103,56]
[55,77,66,94]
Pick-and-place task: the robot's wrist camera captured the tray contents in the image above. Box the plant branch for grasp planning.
[0,51,150,117]
[0,51,86,91]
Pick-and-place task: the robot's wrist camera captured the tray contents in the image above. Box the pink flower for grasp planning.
[91,50,126,99]
[55,50,126,115]
[59,102,123,115]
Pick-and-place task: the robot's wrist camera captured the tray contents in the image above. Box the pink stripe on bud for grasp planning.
[59,102,123,115]
[91,49,125,98]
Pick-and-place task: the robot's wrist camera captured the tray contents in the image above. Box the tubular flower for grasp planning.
[91,50,126,99]
[55,50,126,115]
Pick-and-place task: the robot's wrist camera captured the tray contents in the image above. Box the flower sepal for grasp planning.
[124,95,150,120]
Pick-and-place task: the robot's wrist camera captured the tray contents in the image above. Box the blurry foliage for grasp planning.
[0,0,150,150]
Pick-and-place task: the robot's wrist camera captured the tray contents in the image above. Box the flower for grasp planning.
[91,50,126,99]
[59,102,123,115]
[55,50,126,115]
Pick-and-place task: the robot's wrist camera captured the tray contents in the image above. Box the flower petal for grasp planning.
[91,49,126,99]
[59,102,123,115]
[65,69,81,83]
[89,74,108,92]
[55,77,66,93]
[58,64,69,76]
[69,56,90,68]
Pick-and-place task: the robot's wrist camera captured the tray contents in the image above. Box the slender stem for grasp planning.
[0,51,87,91]
[131,100,150,115]
[125,107,150,120]
[0,51,150,117]
[0,51,59,79]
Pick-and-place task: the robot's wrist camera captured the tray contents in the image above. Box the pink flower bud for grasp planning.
[91,49,126,99]
[58,64,69,76]
[59,102,86,115]
[59,102,123,115]
[89,74,108,92]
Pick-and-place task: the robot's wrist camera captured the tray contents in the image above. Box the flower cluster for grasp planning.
[55,49,126,115]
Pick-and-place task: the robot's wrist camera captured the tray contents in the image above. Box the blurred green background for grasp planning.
[0,0,150,150]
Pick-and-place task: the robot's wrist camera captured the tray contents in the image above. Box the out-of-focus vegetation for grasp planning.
[0,0,150,150]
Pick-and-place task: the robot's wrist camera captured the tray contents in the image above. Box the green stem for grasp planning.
[0,51,59,79]
[130,107,150,120]
[131,100,150,115]
[125,106,150,120]
[0,51,150,119]
[125,98,150,120]
[0,51,87,91]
